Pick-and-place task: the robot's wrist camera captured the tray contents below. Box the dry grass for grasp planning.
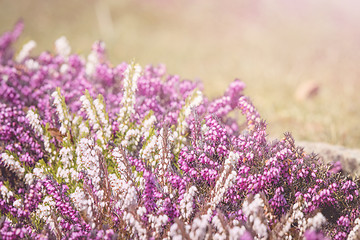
[1,0,360,147]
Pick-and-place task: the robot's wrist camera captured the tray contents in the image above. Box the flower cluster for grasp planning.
[1,21,360,240]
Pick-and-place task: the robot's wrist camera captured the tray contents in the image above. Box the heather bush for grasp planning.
[1,21,360,240]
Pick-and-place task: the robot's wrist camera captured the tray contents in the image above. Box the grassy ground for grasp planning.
[1,0,360,147]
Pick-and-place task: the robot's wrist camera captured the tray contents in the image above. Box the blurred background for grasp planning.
[1,0,360,147]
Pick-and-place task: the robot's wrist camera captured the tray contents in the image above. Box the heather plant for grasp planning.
[1,21,360,240]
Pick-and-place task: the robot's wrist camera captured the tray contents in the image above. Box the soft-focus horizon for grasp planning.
[1,0,360,147]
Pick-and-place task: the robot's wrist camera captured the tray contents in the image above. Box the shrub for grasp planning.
[1,21,360,240]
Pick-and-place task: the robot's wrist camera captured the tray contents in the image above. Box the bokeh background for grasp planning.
[1,0,360,147]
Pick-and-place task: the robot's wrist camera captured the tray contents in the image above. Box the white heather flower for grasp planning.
[25,59,39,70]
[348,218,360,240]
[13,199,22,208]
[59,147,73,167]
[86,51,97,76]
[277,214,294,238]
[115,134,147,188]
[16,40,36,62]
[51,89,70,135]
[24,173,35,185]
[36,202,51,220]
[186,90,203,118]
[137,206,147,217]
[180,186,197,220]
[169,223,184,240]
[35,196,57,231]
[291,198,307,237]
[201,124,209,134]
[118,63,142,125]
[70,168,78,180]
[156,199,164,208]
[140,127,173,185]
[55,36,71,58]
[76,138,102,194]
[60,63,69,74]
[72,116,80,125]
[56,167,77,183]
[208,152,238,211]
[0,184,14,202]
[135,176,145,190]
[93,98,111,139]
[32,166,46,180]
[48,155,57,166]
[123,211,147,239]
[112,148,127,175]
[70,187,90,212]
[80,92,110,146]
[85,41,105,76]
[226,151,238,166]
[192,90,203,105]
[148,214,169,236]
[242,194,268,239]
[242,194,264,218]
[124,185,138,208]
[141,114,156,139]
[229,226,246,240]
[56,167,66,179]
[306,212,326,230]
[121,128,140,148]
[93,99,104,111]
[59,126,66,135]
[43,135,52,154]
[253,218,267,239]
[109,174,137,210]
[70,186,97,228]
[189,214,210,240]
[210,170,237,209]
[113,147,144,189]
[2,75,8,83]
[26,109,43,136]
[212,215,226,240]
[79,121,89,136]
[44,196,56,208]
[1,153,25,178]
[174,90,203,153]
[140,134,158,163]
[181,90,203,128]
[52,90,66,121]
